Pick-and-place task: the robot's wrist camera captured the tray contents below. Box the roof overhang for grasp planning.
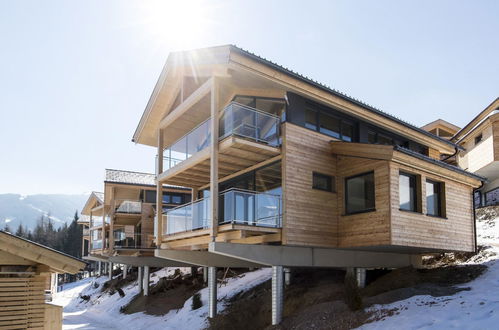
[330,141,485,187]
[81,191,104,216]
[133,45,462,154]
[0,231,86,274]
[453,97,499,142]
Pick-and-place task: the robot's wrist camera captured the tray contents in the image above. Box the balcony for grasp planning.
[91,240,102,250]
[113,229,154,249]
[114,199,142,215]
[164,188,282,236]
[90,216,110,228]
[158,102,281,187]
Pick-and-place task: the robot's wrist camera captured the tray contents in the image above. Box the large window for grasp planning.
[305,108,318,130]
[345,172,375,214]
[399,172,420,212]
[426,180,445,217]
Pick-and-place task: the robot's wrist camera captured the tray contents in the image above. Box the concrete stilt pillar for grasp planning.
[97,261,102,277]
[137,267,143,293]
[108,262,113,280]
[122,265,128,279]
[355,268,366,289]
[143,266,150,296]
[272,266,284,325]
[203,267,208,284]
[284,268,291,286]
[208,267,217,318]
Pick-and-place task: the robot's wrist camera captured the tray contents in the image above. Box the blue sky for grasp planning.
[0,0,498,195]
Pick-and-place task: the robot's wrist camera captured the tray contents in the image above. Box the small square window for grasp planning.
[312,172,335,192]
[474,134,483,145]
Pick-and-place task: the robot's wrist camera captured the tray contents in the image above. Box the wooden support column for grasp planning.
[156,128,164,246]
[109,188,115,252]
[210,76,219,241]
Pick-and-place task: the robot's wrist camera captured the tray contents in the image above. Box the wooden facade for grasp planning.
[131,45,483,257]
[0,231,84,330]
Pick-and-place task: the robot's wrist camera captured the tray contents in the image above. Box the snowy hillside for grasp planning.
[0,193,89,230]
[53,268,271,330]
[360,208,499,329]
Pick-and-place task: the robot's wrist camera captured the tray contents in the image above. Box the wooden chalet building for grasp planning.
[0,230,85,329]
[129,45,485,325]
[81,169,191,293]
[452,98,499,208]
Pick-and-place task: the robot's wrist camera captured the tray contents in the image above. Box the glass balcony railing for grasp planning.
[83,228,90,236]
[158,102,281,174]
[91,239,102,250]
[90,216,103,228]
[164,197,211,235]
[115,200,142,214]
[164,188,282,235]
[220,103,280,147]
[113,229,154,249]
[220,188,282,227]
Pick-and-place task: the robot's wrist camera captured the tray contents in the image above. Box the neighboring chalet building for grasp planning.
[77,215,90,260]
[131,45,485,324]
[0,230,85,329]
[81,169,191,293]
[452,98,499,208]
[421,119,461,140]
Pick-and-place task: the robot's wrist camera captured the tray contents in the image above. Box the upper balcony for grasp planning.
[157,102,282,187]
[89,215,110,229]
[114,199,142,214]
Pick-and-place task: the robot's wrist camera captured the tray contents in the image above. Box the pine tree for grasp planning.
[3,224,11,233]
[15,223,25,237]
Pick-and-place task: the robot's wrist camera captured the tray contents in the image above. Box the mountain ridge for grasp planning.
[0,193,89,231]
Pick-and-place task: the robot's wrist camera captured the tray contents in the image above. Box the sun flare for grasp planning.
[138,0,211,49]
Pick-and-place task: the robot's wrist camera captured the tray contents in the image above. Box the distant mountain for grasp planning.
[0,193,89,231]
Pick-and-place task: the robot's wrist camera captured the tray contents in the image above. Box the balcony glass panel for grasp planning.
[90,216,103,228]
[220,188,281,227]
[115,200,142,214]
[113,229,154,249]
[164,197,211,235]
[220,103,280,147]
[91,240,102,250]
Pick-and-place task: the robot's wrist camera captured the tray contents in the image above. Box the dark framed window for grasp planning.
[426,180,445,217]
[377,134,393,145]
[305,108,318,130]
[319,113,340,138]
[312,172,335,192]
[485,188,499,206]
[399,172,421,212]
[345,171,375,214]
[474,133,483,145]
[474,190,482,208]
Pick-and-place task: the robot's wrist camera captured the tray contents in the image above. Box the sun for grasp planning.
[137,0,212,50]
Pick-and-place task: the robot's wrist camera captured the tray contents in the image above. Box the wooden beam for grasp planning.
[210,76,219,240]
[156,128,164,246]
[230,233,282,244]
[159,77,213,129]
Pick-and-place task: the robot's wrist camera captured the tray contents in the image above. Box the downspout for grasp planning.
[441,147,459,162]
[472,180,485,253]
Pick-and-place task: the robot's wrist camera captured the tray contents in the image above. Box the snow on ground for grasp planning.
[53,267,271,330]
[359,212,499,330]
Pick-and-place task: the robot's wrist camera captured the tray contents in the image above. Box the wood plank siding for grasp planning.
[390,163,475,252]
[282,123,338,247]
[337,156,392,248]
